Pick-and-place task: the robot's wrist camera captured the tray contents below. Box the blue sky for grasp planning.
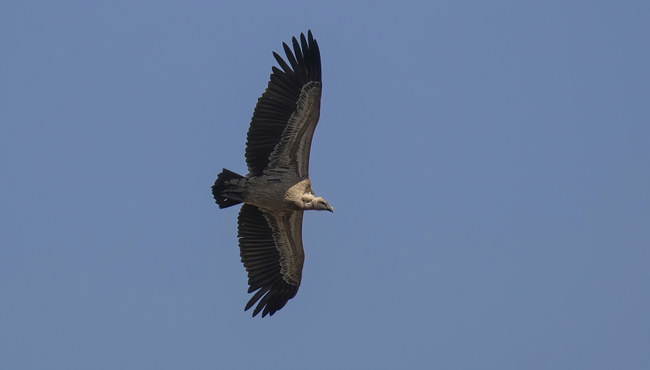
[1,0,649,369]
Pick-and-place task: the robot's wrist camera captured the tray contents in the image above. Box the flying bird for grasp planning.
[212,31,332,317]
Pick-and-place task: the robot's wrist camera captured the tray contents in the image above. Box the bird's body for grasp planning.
[212,31,331,317]
[219,174,325,211]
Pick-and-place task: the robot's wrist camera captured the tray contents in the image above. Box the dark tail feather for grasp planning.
[212,168,245,208]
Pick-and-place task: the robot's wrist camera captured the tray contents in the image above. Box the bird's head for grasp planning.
[304,197,333,212]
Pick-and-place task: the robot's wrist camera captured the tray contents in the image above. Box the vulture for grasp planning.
[212,30,332,317]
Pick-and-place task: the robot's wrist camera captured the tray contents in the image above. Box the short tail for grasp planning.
[212,168,245,208]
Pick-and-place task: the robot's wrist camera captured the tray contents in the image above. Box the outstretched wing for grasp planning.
[245,30,322,178]
[237,204,305,317]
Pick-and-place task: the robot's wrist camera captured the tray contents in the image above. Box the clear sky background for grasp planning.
[1,1,648,369]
